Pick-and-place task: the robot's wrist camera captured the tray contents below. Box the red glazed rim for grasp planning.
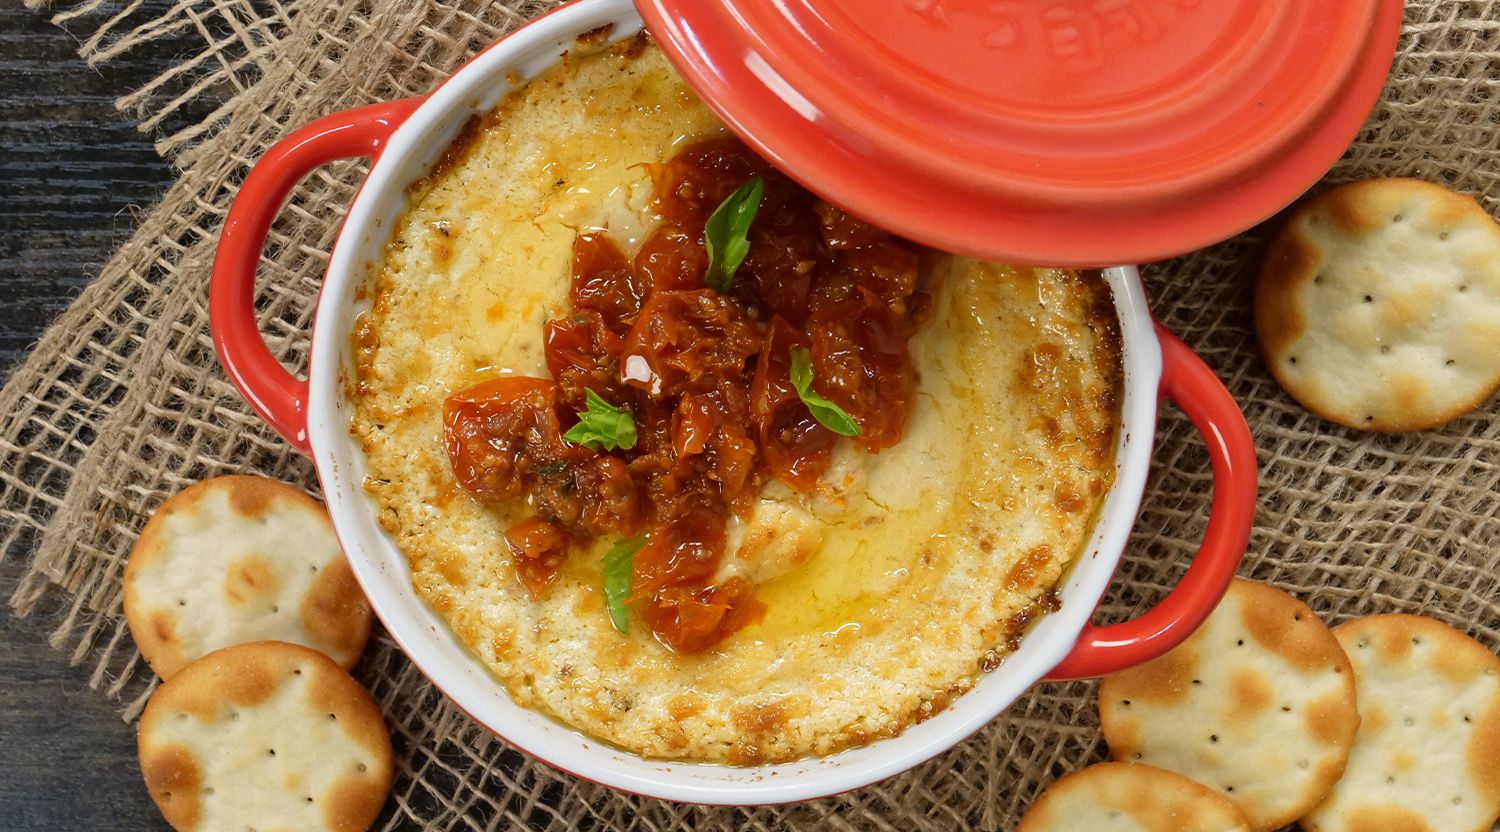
[637,0,1405,266]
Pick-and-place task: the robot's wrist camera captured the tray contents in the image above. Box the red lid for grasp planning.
[637,0,1404,266]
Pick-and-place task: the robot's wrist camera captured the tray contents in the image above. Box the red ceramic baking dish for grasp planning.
[211,0,1276,803]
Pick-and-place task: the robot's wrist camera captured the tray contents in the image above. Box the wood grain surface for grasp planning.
[2,5,190,829]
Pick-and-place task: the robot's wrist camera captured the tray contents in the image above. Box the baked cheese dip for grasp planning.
[348,32,1121,764]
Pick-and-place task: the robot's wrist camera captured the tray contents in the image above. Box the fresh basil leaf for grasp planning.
[563,389,638,451]
[703,176,764,293]
[601,535,646,634]
[789,347,860,437]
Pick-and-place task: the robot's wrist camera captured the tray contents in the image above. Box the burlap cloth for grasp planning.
[4,1,1498,829]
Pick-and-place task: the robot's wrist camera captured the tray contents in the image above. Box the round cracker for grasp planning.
[138,641,394,832]
[1254,177,1500,431]
[124,475,371,678]
[1099,579,1359,832]
[1018,762,1251,832]
[1301,615,1500,832]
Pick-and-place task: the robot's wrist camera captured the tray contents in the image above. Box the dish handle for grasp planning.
[1045,322,1256,680]
[209,98,422,454]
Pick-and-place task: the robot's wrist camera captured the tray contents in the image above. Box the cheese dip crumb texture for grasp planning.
[348,35,1121,764]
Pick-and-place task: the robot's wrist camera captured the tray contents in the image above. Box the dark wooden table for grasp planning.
[1,5,189,828]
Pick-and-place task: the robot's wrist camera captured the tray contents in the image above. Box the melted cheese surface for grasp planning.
[349,36,1121,763]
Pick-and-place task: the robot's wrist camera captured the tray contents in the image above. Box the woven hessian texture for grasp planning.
[4,2,1499,829]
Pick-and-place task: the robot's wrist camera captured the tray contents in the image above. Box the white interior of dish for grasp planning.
[305,0,1162,804]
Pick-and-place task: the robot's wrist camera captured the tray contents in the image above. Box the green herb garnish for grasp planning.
[703,176,764,293]
[563,389,638,451]
[789,347,860,437]
[601,535,646,634]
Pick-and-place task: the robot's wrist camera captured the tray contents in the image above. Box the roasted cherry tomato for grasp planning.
[644,577,766,653]
[633,224,706,294]
[809,288,914,451]
[443,376,559,503]
[571,234,644,333]
[618,290,760,396]
[751,316,835,491]
[504,517,570,600]
[544,310,625,414]
[444,376,640,536]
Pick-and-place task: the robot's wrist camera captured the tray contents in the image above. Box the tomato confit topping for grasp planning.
[442,136,931,652]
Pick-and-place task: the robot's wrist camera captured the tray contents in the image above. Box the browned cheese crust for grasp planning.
[347,35,1121,763]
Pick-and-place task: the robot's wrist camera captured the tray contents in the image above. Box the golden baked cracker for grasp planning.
[1017,762,1251,832]
[1254,177,1500,431]
[1300,615,1500,832]
[137,641,393,832]
[124,475,371,678]
[1099,579,1359,832]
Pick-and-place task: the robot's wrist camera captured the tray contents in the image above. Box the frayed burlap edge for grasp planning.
[4,2,1499,830]
[23,0,300,158]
